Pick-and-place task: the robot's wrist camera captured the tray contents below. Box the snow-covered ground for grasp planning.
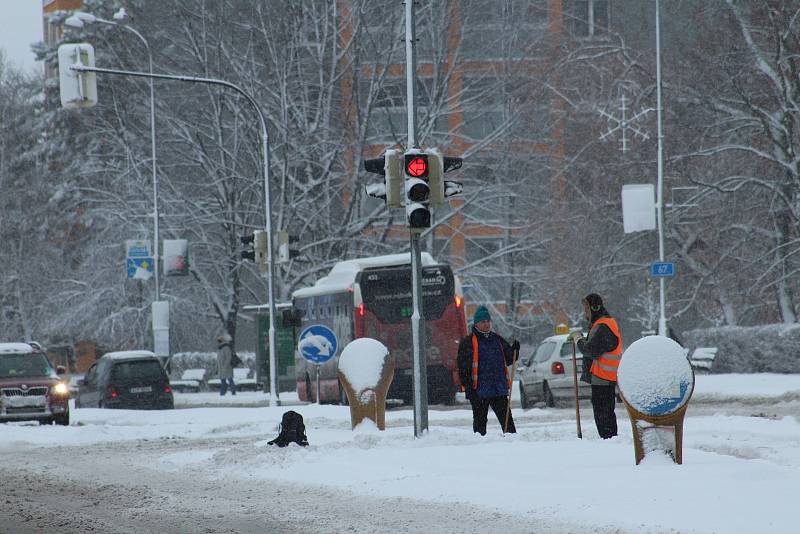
[1,373,799,533]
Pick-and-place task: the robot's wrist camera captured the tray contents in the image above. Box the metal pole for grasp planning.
[316,364,321,405]
[94,20,162,347]
[405,0,428,437]
[410,234,428,435]
[503,346,519,434]
[570,338,582,439]
[655,0,667,336]
[405,0,418,149]
[70,64,280,405]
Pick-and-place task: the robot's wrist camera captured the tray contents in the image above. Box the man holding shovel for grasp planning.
[573,293,622,439]
[457,305,520,435]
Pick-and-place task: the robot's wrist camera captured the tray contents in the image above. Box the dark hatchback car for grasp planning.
[0,342,71,425]
[76,351,174,410]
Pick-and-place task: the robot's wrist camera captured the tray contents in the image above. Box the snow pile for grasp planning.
[338,338,389,395]
[618,336,694,415]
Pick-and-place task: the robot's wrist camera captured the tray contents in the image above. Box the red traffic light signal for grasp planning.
[404,154,428,178]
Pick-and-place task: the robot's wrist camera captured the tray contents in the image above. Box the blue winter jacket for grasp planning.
[457,328,514,399]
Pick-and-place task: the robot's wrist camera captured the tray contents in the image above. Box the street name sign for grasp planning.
[650,262,675,277]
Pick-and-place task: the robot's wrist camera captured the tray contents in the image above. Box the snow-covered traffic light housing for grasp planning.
[254,230,268,273]
[241,230,268,272]
[275,230,300,264]
[364,148,403,208]
[57,43,98,109]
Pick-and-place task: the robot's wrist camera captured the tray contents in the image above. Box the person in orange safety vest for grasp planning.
[574,293,622,439]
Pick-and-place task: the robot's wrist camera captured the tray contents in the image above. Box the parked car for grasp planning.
[76,350,174,410]
[0,342,70,425]
[517,333,591,408]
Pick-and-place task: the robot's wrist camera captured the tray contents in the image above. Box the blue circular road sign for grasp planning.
[298,324,338,364]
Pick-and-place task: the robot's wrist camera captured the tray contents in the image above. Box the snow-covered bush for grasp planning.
[682,324,800,373]
[170,351,256,379]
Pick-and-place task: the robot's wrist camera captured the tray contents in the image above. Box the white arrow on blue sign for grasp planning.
[297,324,338,364]
[650,262,675,277]
[127,257,154,280]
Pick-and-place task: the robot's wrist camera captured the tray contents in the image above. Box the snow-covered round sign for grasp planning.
[298,324,338,364]
[618,336,694,416]
[338,338,389,393]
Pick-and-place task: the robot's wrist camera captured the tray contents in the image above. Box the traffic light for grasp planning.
[57,43,98,109]
[240,233,256,261]
[364,148,403,208]
[253,230,268,273]
[404,149,431,230]
[241,230,267,272]
[425,148,463,208]
[366,146,463,230]
[275,231,301,264]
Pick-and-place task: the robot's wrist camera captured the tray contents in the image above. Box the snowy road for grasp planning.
[0,436,549,534]
[1,413,628,534]
[1,374,799,534]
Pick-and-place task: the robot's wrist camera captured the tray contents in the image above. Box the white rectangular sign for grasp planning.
[621,184,656,233]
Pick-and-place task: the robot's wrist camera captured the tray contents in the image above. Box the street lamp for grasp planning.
[61,48,283,406]
[65,11,164,350]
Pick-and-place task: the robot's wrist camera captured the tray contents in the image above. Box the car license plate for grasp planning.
[7,396,45,408]
[130,386,152,394]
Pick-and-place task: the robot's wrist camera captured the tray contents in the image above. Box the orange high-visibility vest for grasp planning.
[590,316,622,382]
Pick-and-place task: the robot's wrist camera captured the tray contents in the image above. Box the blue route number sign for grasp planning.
[297,324,338,364]
[650,262,675,277]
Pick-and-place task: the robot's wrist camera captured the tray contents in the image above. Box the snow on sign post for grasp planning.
[337,338,394,431]
[297,324,338,404]
[617,336,695,465]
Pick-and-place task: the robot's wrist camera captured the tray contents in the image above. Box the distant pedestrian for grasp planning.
[457,305,520,435]
[216,334,236,396]
[575,294,621,439]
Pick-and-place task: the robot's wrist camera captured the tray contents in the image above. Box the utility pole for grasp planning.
[655,0,668,337]
[405,0,428,437]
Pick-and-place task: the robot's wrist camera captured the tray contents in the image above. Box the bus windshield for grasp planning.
[357,264,455,323]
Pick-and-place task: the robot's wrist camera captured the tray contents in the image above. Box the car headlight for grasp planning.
[52,382,69,396]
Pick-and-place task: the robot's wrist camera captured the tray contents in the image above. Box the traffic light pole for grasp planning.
[68,63,281,406]
[405,0,428,437]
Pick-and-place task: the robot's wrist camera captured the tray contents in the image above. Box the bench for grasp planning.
[207,368,259,391]
[170,368,208,392]
[688,347,717,373]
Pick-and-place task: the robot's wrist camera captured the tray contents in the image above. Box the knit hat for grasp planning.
[473,305,491,323]
[582,293,604,312]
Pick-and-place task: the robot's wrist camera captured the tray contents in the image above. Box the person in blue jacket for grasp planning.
[457,305,520,435]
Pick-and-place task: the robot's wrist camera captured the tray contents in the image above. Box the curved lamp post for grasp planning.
[62,45,282,406]
[65,11,162,311]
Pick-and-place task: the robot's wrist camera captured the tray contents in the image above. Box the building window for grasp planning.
[567,0,609,38]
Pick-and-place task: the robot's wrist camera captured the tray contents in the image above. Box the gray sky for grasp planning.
[0,0,43,74]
